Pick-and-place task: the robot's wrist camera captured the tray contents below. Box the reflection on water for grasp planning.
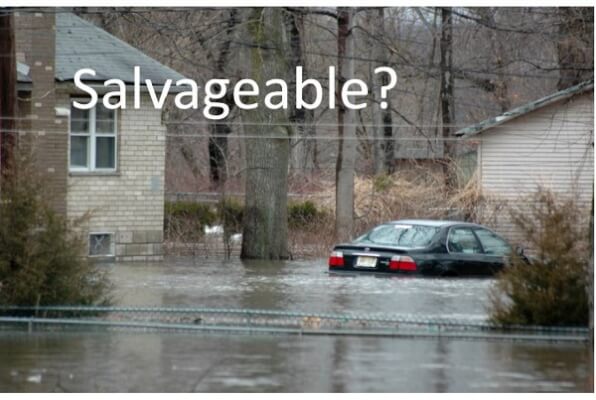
[109,257,494,320]
[0,257,590,392]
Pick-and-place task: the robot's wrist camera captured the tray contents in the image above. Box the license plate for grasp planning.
[356,256,377,268]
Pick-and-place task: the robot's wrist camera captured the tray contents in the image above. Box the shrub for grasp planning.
[372,174,392,193]
[164,201,217,242]
[288,200,321,229]
[489,188,590,327]
[165,201,217,227]
[0,158,111,308]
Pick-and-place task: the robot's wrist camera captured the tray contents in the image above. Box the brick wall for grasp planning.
[15,11,68,215]
[64,95,166,261]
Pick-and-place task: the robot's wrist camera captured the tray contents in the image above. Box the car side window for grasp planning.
[474,228,511,256]
[447,228,482,254]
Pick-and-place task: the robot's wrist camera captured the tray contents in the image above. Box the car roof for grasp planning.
[387,219,481,228]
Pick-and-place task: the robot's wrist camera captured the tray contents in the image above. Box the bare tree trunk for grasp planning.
[0,9,16,178]
[439,7,455,188]
[371,8,394,174]
[285,11,317,176]
[241,8,290,260]
[208,9,239,188]
[335,8,357,242]
[382,98,394,174]
[208,117,230,186]
[368,9,383,175]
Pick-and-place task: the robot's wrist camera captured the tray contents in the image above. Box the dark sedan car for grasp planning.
[328,220,516,276]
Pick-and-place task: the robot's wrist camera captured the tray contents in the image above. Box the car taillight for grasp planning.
[328,251,344,267]
[389,255,417,271]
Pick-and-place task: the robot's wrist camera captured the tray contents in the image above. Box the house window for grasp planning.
[89,233,113,256]
[70,101,117,171]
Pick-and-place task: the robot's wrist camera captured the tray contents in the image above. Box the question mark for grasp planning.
[374,67,397,110]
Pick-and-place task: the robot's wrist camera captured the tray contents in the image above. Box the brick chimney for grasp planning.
[15,10,67,215]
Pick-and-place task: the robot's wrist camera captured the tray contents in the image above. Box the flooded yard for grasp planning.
[0,257,591,392]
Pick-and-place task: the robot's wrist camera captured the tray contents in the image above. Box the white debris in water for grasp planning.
[26,374,42,384]
[204,225,224,235]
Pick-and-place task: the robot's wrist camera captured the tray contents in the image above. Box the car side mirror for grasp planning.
[515,246,525,257]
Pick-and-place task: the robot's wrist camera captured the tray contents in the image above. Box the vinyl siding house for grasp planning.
[456,80,594,245]
[13,12,185,261]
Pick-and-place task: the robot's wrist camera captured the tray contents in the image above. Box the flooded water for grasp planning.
[0,258,591,392]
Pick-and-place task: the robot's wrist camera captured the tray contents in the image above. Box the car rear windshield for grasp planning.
[360,224,439,247]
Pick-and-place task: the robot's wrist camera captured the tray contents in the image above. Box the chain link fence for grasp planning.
[0,306,589,343]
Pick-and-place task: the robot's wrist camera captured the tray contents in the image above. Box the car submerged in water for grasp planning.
[328,220,518,277]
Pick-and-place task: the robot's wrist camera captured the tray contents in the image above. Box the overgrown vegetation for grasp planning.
[288,200,324,229]
[165,201,217,228]
[164,197,336,257]
[287,200,334,258]
[164,201,217,242]
[0,158,111,308]
[163,165,498,258]
[489,188,590,327]
[315,164,499,236]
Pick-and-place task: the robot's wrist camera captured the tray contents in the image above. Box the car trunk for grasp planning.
[332,244,410,271]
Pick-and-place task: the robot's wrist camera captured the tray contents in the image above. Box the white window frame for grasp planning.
[69,99,118,173]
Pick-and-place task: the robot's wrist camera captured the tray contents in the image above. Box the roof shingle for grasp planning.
[55,13,185,84]
[456,79,594,137]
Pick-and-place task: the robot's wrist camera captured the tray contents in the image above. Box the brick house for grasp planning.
[13,12,185,261]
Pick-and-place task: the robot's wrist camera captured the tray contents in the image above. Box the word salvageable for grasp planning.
[72,66,397,120]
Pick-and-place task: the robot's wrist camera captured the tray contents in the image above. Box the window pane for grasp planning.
[70,106,90,133]
[89,234,112,256]
[475,229,511,256]
[70,136,89,168]
[96,103,115,133]
[362,224,439,248]
[95,136,115,169]
[448,228,482,254]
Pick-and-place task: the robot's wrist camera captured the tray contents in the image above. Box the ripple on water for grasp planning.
[107,258,494,318]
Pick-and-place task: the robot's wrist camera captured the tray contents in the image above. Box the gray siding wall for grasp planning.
[478,92,593,245]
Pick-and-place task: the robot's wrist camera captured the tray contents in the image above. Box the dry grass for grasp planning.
[313,166,502,236]
[288,165,506,258]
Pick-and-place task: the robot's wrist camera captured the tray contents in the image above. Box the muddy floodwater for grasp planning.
[0,258,591,392]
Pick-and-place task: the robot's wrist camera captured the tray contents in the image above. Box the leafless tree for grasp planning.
[335,7,357,242]
[241,8,291,260]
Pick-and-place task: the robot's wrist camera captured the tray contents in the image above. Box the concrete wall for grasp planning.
[64,95,166,261]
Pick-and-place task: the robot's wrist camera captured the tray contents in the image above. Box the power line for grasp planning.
[1,114,593,128]
[2,127,593,143]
